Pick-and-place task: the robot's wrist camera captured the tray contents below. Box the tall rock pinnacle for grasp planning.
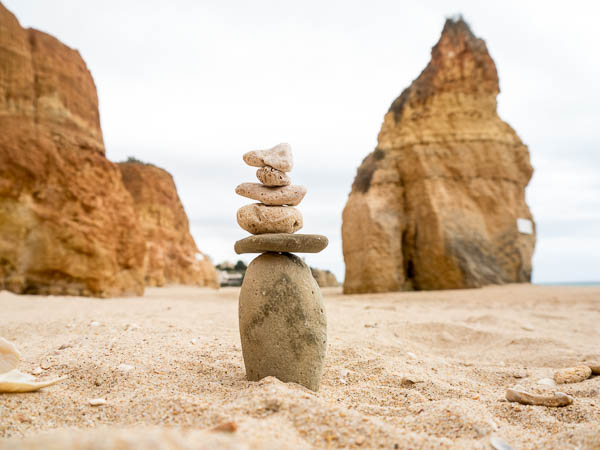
[342,17,536,293]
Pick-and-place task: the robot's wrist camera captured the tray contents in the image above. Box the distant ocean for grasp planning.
[537,281,600,286]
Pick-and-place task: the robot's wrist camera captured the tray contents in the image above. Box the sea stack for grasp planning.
[342,18,536,294]
[235,143,328,391]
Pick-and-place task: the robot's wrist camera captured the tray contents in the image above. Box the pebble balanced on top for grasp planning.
[235,143,328,391]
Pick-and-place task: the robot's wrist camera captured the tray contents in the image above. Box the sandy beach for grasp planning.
[0,284,599,449]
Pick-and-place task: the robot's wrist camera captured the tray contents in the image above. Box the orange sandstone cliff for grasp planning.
[0,3,145,296]
[342,18,536,294]
[119,162,219,288]
[0,3,217,296]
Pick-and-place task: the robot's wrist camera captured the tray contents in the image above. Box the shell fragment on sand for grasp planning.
[235,183,306,206]
[243,143,293,172]
[0,337,66,393]
[237,204,302,235]
[554,366,592,384]
[0,369,67,393]
[0,337,20,374]
[234,233,328,254]
[505,387,573,407]
[256,166,291,186]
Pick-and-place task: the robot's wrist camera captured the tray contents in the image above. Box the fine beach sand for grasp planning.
[1,284,599,449]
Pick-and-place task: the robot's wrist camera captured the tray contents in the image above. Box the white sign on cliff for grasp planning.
[517,218,533,235]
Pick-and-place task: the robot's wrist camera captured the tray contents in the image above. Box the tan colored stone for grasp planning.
[239,252,327,391]
[236,204,302,235]
[235,183,306,206]
[589,364,600,375]
[506,388,573,407]
[341,18,535,294]
[234,233,328,254]
[256,166,290,186]
[243,143,293,172]
[553,366,592,384]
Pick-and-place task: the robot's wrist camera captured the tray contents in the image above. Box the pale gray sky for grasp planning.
[6,0,600,283]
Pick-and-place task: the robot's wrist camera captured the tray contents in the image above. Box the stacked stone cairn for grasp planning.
[234,143,328,391]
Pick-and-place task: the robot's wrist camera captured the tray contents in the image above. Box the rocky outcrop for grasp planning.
[311,268,339,288]
[0,3,216,296]
[342,18,536,294]
[118,162,218,288]
[0,3,145,296]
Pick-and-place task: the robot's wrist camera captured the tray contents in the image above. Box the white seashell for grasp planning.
[490,435,514,450]
[89,398,107,406]
[0,337,21,374]
[0,369,66,393]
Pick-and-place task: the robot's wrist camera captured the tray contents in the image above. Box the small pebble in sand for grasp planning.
[490,435,514,450]
[40,360,51,370]
[553,366,592,384]
[88,398,106,406]
[32,367,43,375]
[58,343,71,350]
[117,364,134,372]
[90,321,100,327]
[587,363,600,375]
[537,377,557,387]
[190,339,198,345]
[407,352,417,360]
[123,323,139,331]
[506,387,573,407]
[211,421,238,433]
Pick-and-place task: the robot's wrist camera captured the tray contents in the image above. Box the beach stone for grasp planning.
[243,143,293,172]
[235,183,307,206]
[588,363,600,374]
[554,366,592,384]
[257,166,291,186]
[234,233,328,254]
[239,252,327,391]
[506,388,573,407]
[237,204,302,235]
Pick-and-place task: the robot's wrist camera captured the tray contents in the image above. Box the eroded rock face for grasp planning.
[0,5,145,296]
[310,268,339,288]
[342,18,536,294]
[118,162,218,288]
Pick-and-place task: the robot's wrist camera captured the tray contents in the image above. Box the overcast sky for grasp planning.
[6,0,600,283]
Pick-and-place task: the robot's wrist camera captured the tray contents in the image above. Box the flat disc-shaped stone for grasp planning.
[235,233,328,254]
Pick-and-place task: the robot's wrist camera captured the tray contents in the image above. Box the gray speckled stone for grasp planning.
[239,252,327,391]
[234,233,328,254]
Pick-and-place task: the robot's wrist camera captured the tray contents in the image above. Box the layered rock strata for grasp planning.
[342,18,536,294]
[235,143,327,391]
[118,162,218,288]
[0,3,217,296]
[0,4,145,296]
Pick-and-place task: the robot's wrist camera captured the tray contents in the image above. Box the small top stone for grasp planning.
[243,143,293,172]
[235,233,328,254]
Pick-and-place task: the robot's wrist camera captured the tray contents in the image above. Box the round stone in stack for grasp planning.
[235,233,328,254]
